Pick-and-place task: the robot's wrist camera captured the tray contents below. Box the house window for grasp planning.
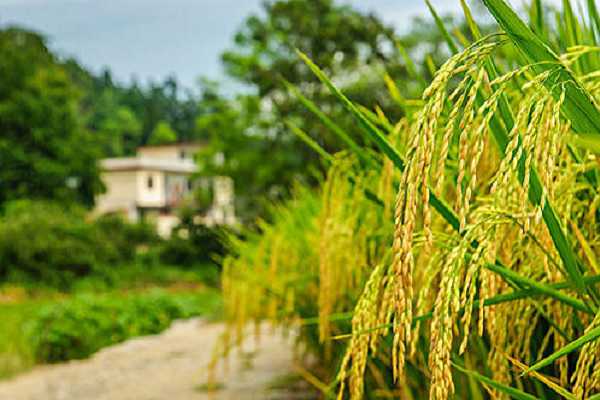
[187,179,193,191]
[180,150,186,159]
[147,175,154,189]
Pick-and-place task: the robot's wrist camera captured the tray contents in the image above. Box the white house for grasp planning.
[95,143,236,237]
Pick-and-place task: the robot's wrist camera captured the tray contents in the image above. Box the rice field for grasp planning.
[216,0,600,398]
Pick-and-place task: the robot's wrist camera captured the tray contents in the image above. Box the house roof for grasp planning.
[100,157,198,173]
[136,142,205,151]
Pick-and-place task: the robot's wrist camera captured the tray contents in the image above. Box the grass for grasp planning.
[0,263,222,380]
[193,382,226,392]
[28,289,222,363]
[0,300,47,379]
[3,262,219,295]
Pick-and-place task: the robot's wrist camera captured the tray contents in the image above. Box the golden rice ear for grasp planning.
[218,1,600,398]
[482,0,600,136]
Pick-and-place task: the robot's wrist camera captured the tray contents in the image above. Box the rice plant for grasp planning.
[218,0,600,398]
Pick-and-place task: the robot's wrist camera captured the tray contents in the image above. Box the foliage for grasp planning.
[148,120,178,145]
[219,0,600,399]
[0,264,218,377]
[0,200,158,288]
[94,96,142,156]
[0,300,44,379]
[26,289,221,363]
[66,61,202,157]
[0,27,102,207]
[195,82,281,219]
[0,27,203,208]
[158,204,230,286]
[63,262,212,293]
[222,0,396,94]
[198,0,466,220]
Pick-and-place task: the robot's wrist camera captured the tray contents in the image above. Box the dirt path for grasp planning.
[0,319,313,400]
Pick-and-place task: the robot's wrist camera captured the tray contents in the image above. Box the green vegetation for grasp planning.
[28,289,221,363]
[148,120,178,145]
[0,201,224,379]
[197,0,466,220]
[0,200,157,289]
[0,287,220,378]
[6,0,600,398]
[218,0,600,398]
[0,28,102,206]
[0,300,45,379]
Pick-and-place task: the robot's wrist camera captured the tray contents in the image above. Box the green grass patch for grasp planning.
[0,300,49,379]
[0,287,221,379]
[27,289,221,363]
[194,382,226,392]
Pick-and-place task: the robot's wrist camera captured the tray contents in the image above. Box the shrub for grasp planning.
[159,204,229,270]
[159,231,225,287]
[93,214,158,262]
[27,289,221,363]
[0,200,158,288]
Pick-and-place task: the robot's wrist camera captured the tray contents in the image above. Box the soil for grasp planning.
[0,319,316,400]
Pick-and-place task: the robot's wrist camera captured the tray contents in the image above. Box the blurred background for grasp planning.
[0,0,563,397]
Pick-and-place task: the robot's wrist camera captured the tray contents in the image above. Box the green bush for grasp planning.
[159,205,229,271]
[0,200,158,288]
[93,213,158,261]
[27,289,221,363]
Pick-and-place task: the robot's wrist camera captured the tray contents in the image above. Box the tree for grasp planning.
[195,0,405,221]
[221,0,404,148]
[198,0,469,221]
[222,0,398,96]
[119,76,200,146]
[148,120,177,145]
[196,81,289,219]
[0,27,102,207]
[97,106,142,156]
[64,60,202,156]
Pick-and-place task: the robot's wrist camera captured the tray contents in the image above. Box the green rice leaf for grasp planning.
[587,0,600,43]
[569,132,600,154]
[296,49,460,232]
[425,0,459,53]
[588,392,600,400]
[507,356,576,399]
[453,363,540,400]
[524,325,600,373]
[460,0,482,40]
[529,0,546,39]
[283,79,373,166]
[481,0,600,136]
[395,40,427,87]
[484,263,593,314]
[285,121,334,163]
[356,104,395,134]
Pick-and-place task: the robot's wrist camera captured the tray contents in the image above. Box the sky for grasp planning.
[0,0,466,91]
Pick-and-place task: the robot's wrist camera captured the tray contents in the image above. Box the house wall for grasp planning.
[95,144,236,235]
[136,170,165,208]
[137,145,201,161]
[95,171,139,220]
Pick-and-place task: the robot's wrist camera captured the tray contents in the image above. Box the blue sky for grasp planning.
[0,0,465,91]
